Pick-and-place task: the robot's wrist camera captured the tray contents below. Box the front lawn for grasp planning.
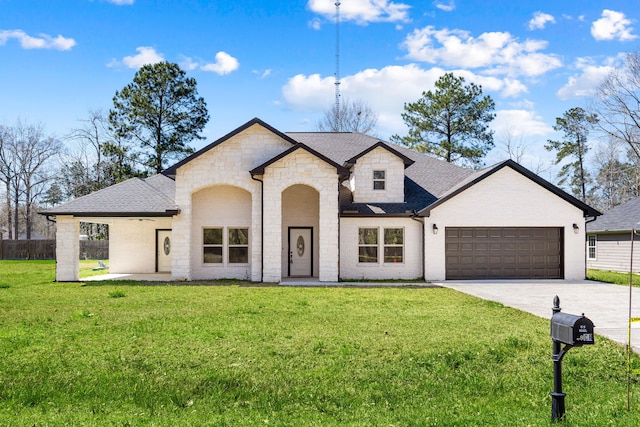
[1,260,640,426]
[588,269,640,286]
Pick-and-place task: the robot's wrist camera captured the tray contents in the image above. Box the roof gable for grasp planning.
[345,141,415,168]
[250,143,349,176]
[163,117,298,177]
[419,159,601,218]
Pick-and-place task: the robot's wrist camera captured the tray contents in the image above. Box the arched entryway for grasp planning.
[281,184,319,278]
[191,185,252,280]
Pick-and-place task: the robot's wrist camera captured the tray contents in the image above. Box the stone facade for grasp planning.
[349,147,405,203]
[55,216,80,281]
[261,149,340,282]
[47,119,596,283]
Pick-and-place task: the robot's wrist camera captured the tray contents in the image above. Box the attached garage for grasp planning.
[445,227,563,280]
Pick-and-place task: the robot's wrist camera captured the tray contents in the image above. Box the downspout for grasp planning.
[251,175,264,282]
[584,215,598,279]
[410,210,425,281]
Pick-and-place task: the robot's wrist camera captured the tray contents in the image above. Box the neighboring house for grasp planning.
[41,118,600,282]
[587,196,640,273]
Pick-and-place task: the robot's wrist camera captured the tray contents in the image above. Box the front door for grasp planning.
[157,230,172,272]
[289,227,312,277]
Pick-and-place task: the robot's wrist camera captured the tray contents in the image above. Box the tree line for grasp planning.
[4,52,640,239]
[0,61,209,240]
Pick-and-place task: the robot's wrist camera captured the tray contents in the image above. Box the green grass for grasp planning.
[2,260,640,425]
[80,259,110,278]
[588,269,640,286]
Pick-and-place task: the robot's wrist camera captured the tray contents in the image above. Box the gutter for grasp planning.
[583,215,598,279]
[251,174,264,282]
[410,210,425,281]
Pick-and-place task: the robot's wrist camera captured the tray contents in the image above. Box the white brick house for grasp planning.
[42,118,600,282]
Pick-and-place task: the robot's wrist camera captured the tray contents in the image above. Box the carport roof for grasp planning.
[39,174,178,217]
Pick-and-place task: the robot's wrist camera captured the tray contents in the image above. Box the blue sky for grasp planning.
[1,0,639,175]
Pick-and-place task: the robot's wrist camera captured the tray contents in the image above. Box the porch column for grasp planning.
[262,180,282,282]
[55,215,79,281]
[318,187,339,282]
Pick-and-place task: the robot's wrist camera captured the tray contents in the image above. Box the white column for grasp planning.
[262,179,282,282]
[55,216,79,281]
[318,187,339,282]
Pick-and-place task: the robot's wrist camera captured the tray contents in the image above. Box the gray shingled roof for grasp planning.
[41,119,599,219]
[587,196,640,233]
[40,175,177,217]
[287,132,474,198]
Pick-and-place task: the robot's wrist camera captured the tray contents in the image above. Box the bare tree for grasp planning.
[595,51,640,160]
[316,98,378,134]
[0,125,17,239]
[0,121,61,239]
[497,128,527,163]
[65,109,108,185]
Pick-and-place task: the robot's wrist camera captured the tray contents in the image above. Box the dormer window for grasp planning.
[373,170,385,190]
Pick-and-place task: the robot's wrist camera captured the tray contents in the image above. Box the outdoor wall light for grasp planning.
[572,223,579,234]
[432,224,438,234]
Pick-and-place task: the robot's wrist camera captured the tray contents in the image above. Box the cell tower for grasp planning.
[334,1,341,124]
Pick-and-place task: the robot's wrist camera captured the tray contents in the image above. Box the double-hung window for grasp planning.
[384,228,404,263]
[203,228,223,263]
[358,227,404,264]
[228,228,249,263]
[358,228,378,263]
[587,235,596,260]
[373,170,386,190]
[203,227,249,264]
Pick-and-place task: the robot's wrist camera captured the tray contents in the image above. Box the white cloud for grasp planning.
[0,29,76,50]
[282,64,531,138]
[201,51,239,75]
[591,10,637,41]
[252,69,272,79]
[308,18,322,30]
[402,26,562,77]
[307,0,411,25]
[492,109,553,138]
[556,57,615,100]
[111,46,164,69]
[179,55,199,71]
[434,1,455,12]
[106,0,134,4]
[528,12,555,30]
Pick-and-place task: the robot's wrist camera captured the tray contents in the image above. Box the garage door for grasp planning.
[445,227,563,280]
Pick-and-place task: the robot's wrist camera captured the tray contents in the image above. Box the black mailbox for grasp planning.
[550,312,595,346]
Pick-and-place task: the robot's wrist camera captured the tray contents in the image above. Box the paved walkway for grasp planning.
[438,279,640,353]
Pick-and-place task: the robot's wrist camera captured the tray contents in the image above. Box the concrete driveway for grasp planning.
[438,279,640,353]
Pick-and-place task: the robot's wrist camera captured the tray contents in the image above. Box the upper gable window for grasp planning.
[373,170,386,190]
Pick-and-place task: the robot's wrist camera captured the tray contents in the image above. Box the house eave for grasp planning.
[38,210,179,218]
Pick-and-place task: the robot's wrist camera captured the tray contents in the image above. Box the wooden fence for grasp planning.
[0,240,109,260]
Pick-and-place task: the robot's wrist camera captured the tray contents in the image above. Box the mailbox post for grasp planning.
[550,296,595,422]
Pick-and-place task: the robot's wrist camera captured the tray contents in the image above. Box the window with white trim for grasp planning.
[373,170,386,190]
[203,227,249,264]
[358,228,378,263]
[228,228,249,263]
[587,235,596,260]
[384,228,404,263]
[203,228,223,263]
[358,227,405,264]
